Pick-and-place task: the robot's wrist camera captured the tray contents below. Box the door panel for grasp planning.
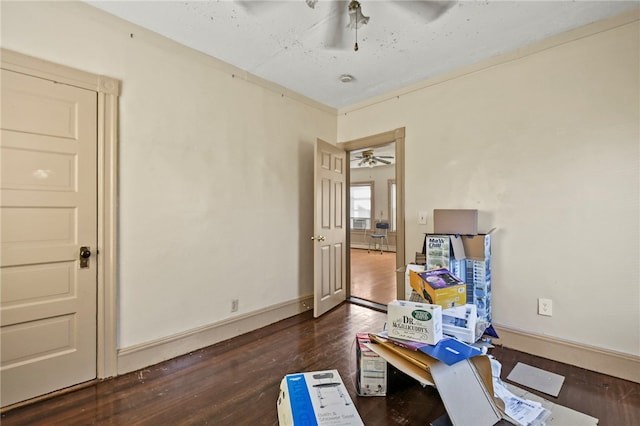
[1,69,97,407]
[313,139,346,317]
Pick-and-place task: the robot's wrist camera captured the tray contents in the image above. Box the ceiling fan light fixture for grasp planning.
[347,0,369,30]
[347,0,368,52]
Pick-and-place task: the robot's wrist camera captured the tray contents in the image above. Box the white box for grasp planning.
[387,300,442,345]
[277,370,364,426]
[442,304,478,344]
[356,333,387,396]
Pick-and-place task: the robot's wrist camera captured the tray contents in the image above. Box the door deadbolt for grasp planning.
[80,246,91,268]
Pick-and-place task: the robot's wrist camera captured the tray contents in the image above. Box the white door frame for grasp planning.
[338,128,406,301]
[1,49,120,379]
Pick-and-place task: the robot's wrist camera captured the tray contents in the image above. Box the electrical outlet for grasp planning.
[231,298,239,313]
[538,298,552,316]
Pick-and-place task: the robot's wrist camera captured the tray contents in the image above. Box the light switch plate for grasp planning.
[418,211,428,225]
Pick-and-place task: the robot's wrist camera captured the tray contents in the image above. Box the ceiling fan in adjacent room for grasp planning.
[352,149,394,167]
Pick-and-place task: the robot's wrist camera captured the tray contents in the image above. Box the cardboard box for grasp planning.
[387,300,442,345]
[404,264,425,300]
[366,334,598,426]
[425,231,494,322]
[442,304,478,344]
[424,234,465,271]
[461,231,492,261]
[356,333,387,396]
[433,209,478,235]
[460,232,493,322]
[409,268,466,309]
[277,369,364,426]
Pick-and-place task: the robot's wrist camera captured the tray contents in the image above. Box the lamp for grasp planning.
[347,0,369,51]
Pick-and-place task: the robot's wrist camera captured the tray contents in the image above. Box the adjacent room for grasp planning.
[1,1,638,424]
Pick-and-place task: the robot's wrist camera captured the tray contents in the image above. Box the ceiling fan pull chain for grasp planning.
[354,7,359,51]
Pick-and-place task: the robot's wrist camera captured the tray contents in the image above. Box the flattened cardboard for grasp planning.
[434,209,478,235]
[431,360,502,426]
[380,332,482,365]
[505,383,599,425]
[364,341,435,387]
[507,362,566,397]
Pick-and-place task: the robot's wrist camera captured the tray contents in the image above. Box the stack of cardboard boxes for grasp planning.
[415,209,494,335]
[278,210,598,425]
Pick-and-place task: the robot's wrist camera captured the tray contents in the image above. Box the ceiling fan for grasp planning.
[352,149,394,167]
[322,0,455,50]
[238,1,454,51]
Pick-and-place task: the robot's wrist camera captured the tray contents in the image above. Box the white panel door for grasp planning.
[313,139,346,317]
[1,69,98,407]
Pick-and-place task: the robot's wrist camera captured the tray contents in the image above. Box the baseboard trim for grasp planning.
[117,295,314,375]
[492,324,640,383]
[350,243,397,252]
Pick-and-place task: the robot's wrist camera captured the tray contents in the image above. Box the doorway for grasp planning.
[0,49,119,408]
[338,128,406,309]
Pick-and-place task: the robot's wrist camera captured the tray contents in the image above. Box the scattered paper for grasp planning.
[494,379,550,425]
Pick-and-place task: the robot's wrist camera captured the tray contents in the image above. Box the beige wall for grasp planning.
[1,1,336,349]
[338,15,640,356]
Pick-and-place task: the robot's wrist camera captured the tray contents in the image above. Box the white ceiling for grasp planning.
[87,1,637,109]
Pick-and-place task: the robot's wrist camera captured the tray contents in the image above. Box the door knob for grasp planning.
[311,235,326,242]
[80,246,91,268]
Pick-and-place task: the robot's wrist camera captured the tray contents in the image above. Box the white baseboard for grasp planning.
[492,324,640,383]
[117,295,314,375]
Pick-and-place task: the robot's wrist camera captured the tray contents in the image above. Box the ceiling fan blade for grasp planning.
[377,155,395,159]
[394,0,455,22]
[235,1,278,14]
[375,158,392,165]
[325,1,349,49]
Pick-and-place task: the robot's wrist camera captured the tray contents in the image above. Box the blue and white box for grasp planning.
[277,369,364,426]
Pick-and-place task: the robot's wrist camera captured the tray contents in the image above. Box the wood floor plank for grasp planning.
[350,248,396,304]
[2,303,639,425]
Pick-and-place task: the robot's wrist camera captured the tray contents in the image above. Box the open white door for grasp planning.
[313,139,347,317]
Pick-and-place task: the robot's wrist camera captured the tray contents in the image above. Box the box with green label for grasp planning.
[387,300,442,345]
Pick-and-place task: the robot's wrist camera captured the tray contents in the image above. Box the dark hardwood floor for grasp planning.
[2,303,638,425]
[350,248,396,305]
